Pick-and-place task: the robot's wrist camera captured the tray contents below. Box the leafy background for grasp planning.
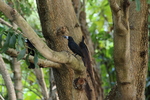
[0,0,150,99]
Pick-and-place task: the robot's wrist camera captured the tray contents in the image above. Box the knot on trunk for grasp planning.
[73,77,86,90]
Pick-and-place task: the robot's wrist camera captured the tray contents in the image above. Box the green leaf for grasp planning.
[34,51,38,68]
[0,33,11,53]
[9,34,16,48]
[18,34,24,47]
[0,44,8,53]
[17,49,26,61]
[6,32,11,43]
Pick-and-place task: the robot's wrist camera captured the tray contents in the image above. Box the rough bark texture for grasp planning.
[110,0,135,99]
[72,0,103,100]
[129,1,148,100]
[12,58,23,100]
[36,0,98,100]
[107,0,148,100]
[0,55,16,100]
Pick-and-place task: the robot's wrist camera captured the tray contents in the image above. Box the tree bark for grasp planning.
[129,0,148,99]
[0,55,16,100]
[107,0,148,100]
[72,1,103,100]
[12,58,23,100]
[36,0,98,100]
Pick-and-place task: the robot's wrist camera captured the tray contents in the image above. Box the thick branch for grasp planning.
[109,0,120,14]
[0,0,79,66]
[109,0,130,35]
[0,18,46,42]
[0,0,86,73]
[0,55,16,100]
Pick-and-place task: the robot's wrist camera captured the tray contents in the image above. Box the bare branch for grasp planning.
[0,18,46,41]
[34,68,49,100]
[109,0,130,34]
[6,48,61,68]
[0,55,16,100]
[0,18,22,34]
[24,85,42,99]
[49,69,59,100]
[109,0,120,14]
[0,94,5,100]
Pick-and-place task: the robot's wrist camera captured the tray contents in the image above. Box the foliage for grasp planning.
[86,0,115,95]
[0,0,46,99]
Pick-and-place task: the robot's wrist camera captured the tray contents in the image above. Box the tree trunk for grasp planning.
[107,0,148,100]
[72,1,103,100]
[129,1,148,99]
[36,0,101,100]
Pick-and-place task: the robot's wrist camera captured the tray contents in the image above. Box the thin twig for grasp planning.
[0,18,22,34]
[0,94,5,100]
[24,86,42,99]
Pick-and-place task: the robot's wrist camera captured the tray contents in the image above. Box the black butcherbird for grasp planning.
[25,39,35,69]
[63,36,84,58]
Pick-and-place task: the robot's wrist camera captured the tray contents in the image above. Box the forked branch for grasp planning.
[0,0,85,73]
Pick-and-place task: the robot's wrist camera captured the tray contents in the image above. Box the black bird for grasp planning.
[79,36,89,66]
[25,39,35,69]
[79,36,89,53]
[79,36,95,86]
[63,36,84,58]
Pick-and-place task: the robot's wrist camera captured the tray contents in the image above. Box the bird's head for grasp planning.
[63,36,74,42]
[63,36,69,39]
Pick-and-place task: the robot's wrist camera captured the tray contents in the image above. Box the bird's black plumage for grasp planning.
[26,39,35,69]
[79,36,95,87]
[63,36,84,58]
[79,36,89,52]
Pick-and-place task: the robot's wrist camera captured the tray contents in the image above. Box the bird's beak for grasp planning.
[63,36,69,39]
